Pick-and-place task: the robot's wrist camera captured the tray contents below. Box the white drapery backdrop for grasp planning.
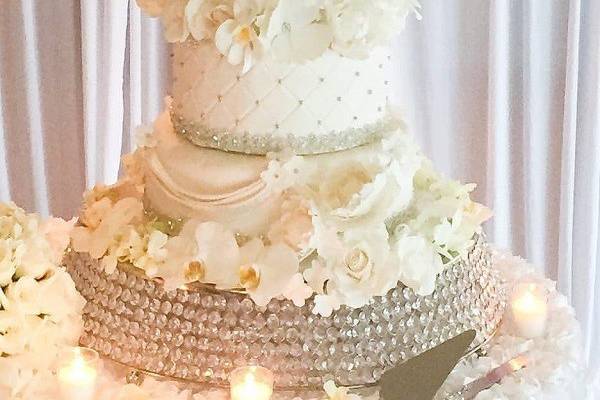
[0,0,599,380]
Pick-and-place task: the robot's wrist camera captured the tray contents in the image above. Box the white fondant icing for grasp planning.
[143,110,282,235]
[143,108,390,235]
[171,41,392,140]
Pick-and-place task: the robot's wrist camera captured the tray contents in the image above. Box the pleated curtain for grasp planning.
[0,0,599,379]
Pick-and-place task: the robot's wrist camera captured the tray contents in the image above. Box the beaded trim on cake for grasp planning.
[171,111,403,155]
[65,235,506,390]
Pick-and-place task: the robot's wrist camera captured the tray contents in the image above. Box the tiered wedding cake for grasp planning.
[65,0,506,391]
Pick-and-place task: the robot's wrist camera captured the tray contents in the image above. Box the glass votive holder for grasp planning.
[510,282,548,339]
[230,365,274,400]
[56,346,99,400]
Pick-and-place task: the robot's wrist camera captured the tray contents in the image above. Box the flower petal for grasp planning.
[215,19,236,55]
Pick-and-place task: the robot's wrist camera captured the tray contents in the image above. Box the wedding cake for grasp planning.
[64,0,506,391]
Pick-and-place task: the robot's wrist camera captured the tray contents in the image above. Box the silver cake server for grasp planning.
[380,330,476,400]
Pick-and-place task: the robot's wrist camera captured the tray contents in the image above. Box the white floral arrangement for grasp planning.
[71,125,490,316]
[136,0,420,71]
[0,203,85,398]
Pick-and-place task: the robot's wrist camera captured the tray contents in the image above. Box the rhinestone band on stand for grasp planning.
[64,236,506,391]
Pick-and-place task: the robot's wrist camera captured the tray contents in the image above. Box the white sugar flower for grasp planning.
[149,221,198,290]
[327,226,395,308]
[71,197,144,269]
[131,229,169,276]
[303,258,330,294]
[306,143,419,233]
[267,0,333,62]
[261,149,310,194]
[242,243,300,306]
[215,0,270,73]
[136,0,168,17]
[161,0,190,43]
[282,273,313,307]
[311,218,395,308]
[79,196,112,229]
[406,161,491,258]
[267,194,313,252]
[194,221,241,289]
[433,204,492,257]
[392,227,444,296]
[325,0,419,58]
[312,293,341,317]
[185,0,233,41]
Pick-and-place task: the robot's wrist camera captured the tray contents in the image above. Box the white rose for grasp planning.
[308,144,419,232]
[392,228,444,296]
[315,222,395,308]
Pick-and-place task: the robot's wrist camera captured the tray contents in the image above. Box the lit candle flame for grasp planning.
[230,366,274,400]
[57,347,99,399]
[510,283,548,338]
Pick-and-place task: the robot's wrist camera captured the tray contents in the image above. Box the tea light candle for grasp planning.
[57,347,99,400]
[230,366,274,400]
[510,283,548,338]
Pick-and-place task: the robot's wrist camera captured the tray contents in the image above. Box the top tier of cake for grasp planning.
[171,41,393,154]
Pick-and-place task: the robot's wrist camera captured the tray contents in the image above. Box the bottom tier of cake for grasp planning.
[64,236,506,390]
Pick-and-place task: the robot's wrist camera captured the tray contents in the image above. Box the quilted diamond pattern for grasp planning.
[172,41,392,139]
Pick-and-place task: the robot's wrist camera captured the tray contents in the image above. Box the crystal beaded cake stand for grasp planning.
[64,235,506,391]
